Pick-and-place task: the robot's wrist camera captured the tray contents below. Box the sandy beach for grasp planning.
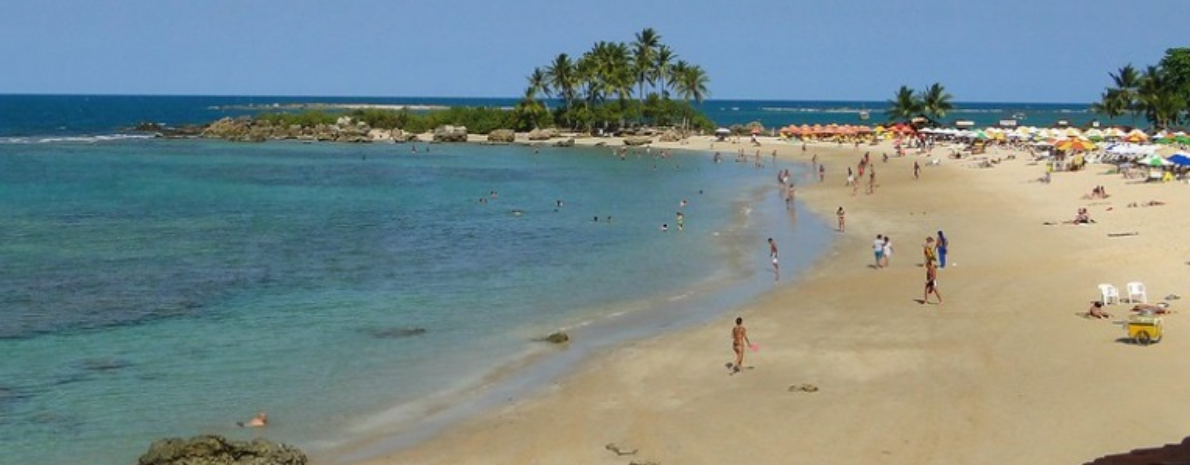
[342,135,1190,465]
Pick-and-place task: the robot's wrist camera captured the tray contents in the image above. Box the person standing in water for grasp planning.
[836,207,846,233]
[768,237,780,279]
[731,317,752,374]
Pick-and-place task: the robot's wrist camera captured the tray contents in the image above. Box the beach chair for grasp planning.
[1098,284,1121,305]
[1126,282,1148,303]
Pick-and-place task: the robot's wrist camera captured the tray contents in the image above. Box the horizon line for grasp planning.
[0,92,1094,107]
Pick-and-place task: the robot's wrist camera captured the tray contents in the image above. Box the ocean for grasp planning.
[0,95,852,465]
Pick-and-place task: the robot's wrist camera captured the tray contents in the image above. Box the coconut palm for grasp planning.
[527,67,551,102]
[885,85,922,122]
[632,28,661,104]
[654,45,676,99]
[919,83,953,124]
[1092,89,1128,121]
[1107,64,1142,126]
[672,61,709,130]
[1136,65,1186,130]
[546,53,578,128]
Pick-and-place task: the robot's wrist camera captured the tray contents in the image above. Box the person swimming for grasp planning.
[237,412,268,428]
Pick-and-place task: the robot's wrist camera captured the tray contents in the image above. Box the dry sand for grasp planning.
[343,135,1190,465]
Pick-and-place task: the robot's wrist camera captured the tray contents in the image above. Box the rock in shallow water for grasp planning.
[138,435,307,465]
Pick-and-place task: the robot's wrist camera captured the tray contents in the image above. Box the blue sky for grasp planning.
[0,0,1183,103]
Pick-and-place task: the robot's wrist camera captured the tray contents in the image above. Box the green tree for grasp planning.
[632,28,661,105]
[654,45,677,100]
[672,60,709,130]
[546,53,578,128]
[1106,64,1143,125]
[1136,65,1186,130]
[885,85,922,122]
[919,83,953,124]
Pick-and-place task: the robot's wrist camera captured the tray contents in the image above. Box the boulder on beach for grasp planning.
[658,129,684,142]
[527,127,559,141]
[137,435,307,465]
[553,138,575,147]
[543,331,570,344]
[488,129,516,144]
[623,136,653,146]
[433,125,468,142]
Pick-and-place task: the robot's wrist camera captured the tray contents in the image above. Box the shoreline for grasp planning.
[337,135,1190,465]
[310,148,835,462]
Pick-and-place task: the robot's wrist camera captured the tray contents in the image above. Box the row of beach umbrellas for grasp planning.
[778,123,916,136]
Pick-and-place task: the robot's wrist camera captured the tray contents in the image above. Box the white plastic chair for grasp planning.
[1126,282,1147,303]
[1098,284,1120,305]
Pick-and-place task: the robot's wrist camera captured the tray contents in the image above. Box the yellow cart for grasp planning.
[1127,315,1163,345]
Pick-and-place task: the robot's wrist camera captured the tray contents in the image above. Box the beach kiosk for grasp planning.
[1127,315,1163,345]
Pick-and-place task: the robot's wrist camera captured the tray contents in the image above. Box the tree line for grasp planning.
[1093,48,1190,130]
[515,28,714,132]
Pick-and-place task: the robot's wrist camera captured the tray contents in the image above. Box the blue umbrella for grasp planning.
[1167,153,1190,166]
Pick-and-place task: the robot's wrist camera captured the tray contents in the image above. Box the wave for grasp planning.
[0,134,156,145]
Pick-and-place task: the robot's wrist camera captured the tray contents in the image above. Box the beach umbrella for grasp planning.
[1124,129,1149,143]
[1084,128,1104,141]
[715,127,730,134]
[1056,138,1096,152]
[1103,127,1125,139]
[1167,153,1190,166]
[781,125,800,135]
[1064,127,1083,137]
[1139,154,1171,167]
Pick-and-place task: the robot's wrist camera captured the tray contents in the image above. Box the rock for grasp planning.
[623,136,653,146]
[138,435,307,465]
[488,129,516,144]
[368,129,395,142]
[658,130,684,142]
[432,125,468,142]
[359,327,427,339]
[543,331,570,344]
[132,122,165,132]
[527,127,559,141]
[553,138,574,147]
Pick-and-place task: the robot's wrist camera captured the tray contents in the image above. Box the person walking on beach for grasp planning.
[923,236,937,266]
[882,236,893,268]
[836,207,846,233]
[913,161,921,180]
[936,230,949,268]
[873,234,885,269]
[731,317,753,374]
[867,169,877,194]
[768,237,780,280]
[818,164,825,182]
[923,260,942,304]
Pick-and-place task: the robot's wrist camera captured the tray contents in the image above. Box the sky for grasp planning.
[0,0,1184,103]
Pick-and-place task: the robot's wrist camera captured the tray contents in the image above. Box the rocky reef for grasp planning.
[138,435,306,465]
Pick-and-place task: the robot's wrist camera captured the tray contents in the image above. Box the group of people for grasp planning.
[1084,301,1172,319]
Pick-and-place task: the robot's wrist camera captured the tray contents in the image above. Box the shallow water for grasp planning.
[0,139,831,465]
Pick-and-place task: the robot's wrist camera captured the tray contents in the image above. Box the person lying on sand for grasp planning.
[1083,301,1112,319]
[1130,303,1172,315]
[1127,200,1165,208]
[237,412,268,428]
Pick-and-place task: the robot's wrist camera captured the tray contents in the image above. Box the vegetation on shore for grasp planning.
[249,28,716,136]
[517,28,715,133]
[1093,48,1189,130]
[884,83,954,125]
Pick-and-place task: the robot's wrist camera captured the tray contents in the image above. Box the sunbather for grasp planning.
[1084,301,1112,319]
[1130,303,1171,315]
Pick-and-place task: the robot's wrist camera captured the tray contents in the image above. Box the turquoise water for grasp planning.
[0,139,831,465]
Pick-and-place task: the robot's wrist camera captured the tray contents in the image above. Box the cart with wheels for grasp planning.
[1127,315,1163,345]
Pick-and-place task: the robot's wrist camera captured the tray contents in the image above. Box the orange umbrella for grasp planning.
[782,125,801,135]
[810,124,824,135]
[1056,138,1096,152]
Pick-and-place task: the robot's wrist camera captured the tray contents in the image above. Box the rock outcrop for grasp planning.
[658,129,684,142]
[432,125,468,142]
[623,136,653,146]
[543,331,570,344]
[554,138,575,147]
[527,127,559,141]
[487,129,516,143]
[138,435,306,465]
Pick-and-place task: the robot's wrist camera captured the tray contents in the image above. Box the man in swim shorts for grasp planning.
[873,234,885,269]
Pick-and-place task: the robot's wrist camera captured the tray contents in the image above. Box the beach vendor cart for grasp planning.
[1127,314,1163,345]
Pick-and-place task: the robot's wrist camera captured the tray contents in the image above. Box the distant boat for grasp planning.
[858,110,870,121]
[1012,112,1027,120]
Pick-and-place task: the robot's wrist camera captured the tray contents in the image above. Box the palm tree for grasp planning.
[527,67,551,102]
[514,86,548,130]
[1091,89,1127,122]
[672,61,709,130]
[885,85,922,122]
[632,28,661,104]
[654,45,676,99]
[1136,65,1185,130]
[1108,64,1142,126]
[919,83,953,124]
[546,53,578,128]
